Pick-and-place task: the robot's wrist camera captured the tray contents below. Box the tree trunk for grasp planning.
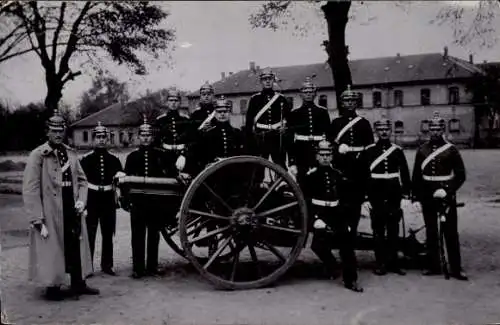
[321,1,353,116]
[44,73,63,114]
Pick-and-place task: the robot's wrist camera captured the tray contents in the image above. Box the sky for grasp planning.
[0,1,499,108]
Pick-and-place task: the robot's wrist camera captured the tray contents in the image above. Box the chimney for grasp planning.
[249,61,256,71]
[443,46,448,58]
[221,72,226,79]
[229,72,233,76]
[396,53,401,63]
[469,54,474,64]
[483,60,488,64]
[256,65,260,71]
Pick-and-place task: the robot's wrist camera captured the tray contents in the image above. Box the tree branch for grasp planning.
[29,1,53,70]
[0,42,70,63]
[51,1,66,62]
[61,70,82,85]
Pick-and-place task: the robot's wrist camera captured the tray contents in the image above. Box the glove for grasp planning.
[313,218,327,230]
[400,198,411,209]
[176,155,186,171]
[412,201,422,212]
[288,165,298,177]
[75,200,85,214]
[338,143,349,154]
[179,172,191,183]
[433,188,447,199]
[362,201,372,211]
[114,171,126,179]
[40,224,49,239]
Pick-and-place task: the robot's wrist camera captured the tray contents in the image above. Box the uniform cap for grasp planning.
[317,139,333,153]
[200,81,214,93]
[259,67,275,79]
[214,95,231,110]
[374,118,392,130]
[166,87,181,99]
[340,85,361,101]
[301,76,317,92]
[92,121,109,135]
[429,111,445,129]
[139,116,153,135]
[46,110,66,131]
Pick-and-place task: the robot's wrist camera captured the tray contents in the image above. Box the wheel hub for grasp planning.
[231,207,258,228]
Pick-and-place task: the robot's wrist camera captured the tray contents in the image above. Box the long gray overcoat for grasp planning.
[22,142,92,286]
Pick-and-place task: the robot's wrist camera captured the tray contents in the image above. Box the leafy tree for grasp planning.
[1,1,175,113]
[79,74,130,118]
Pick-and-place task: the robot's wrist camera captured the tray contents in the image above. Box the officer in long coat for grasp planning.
[154,87,191,174]
[287,77,331,186]
[328,85,374,236]
[303,140,363,293]
[124,119,172,278]
[244,68,291,178]
[412,112,468,280]
[362,118,411,275]
[22,112,98,300]
[80,122,123,276]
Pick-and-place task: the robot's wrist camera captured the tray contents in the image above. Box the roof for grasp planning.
[188,53,483,97]
[71,90,189,128]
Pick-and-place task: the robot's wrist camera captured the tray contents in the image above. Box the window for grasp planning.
[420,119,429,133]
[373,91,382,108]
[318,95,328,108]
[128,132,134,143]
[358,93,364,108]
[119,131,124,143]
[394,120,404,134]
[448,86,459,105]
[83,131,88,143]
[421,88,431,106]
[394,90,404,107]
[286,96,294,108]
[240,99,248,114]
[449,118,460,133]
[109,132,115,144]
[227,100,233,113]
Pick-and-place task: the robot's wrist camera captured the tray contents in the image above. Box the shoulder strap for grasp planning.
[369,144,398,171]
[421,143,453,171]
[334,116,362,143]
[254,93,281,124]
[198,111,216,130]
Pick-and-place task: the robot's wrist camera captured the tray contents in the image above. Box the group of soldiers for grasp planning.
[22,67,468,300]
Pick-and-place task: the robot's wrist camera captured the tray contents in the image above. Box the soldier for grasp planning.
[191,81,216,132]
[328,85,374,236]
[22,111,98,300]
[244,68,291,173]
[412,112,468,280]
[124,119,173,278]
[362,118,411,276]
[287,77,331,186]
[80,122,123,276]
[303,140,363,293]
[154,87,191,174]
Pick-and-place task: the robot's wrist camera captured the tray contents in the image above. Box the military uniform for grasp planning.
[363,119,411,274]
[124,121,172,277]
[303,140,363,292]
[80,122,123,275]
[287,77,331,186]
[191,82,216,131]
[412,113,467,279]
[244,68,291,170]
[328,86,374,235]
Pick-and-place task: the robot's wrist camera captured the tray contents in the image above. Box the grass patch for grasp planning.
[0,160,26,172]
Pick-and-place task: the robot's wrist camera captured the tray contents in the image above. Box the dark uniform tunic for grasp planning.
[244,89,291,170]
[287,103,331,186]
[154,110,191,171]
[412,137,466,273]
[124,146,171,275]
[186,103,216,174]
[190,103,216,131]
[80,149,123,271]
[52,144,83,287]
[328,114,374,234]
[363,140,411,268]
[303,165,359,284]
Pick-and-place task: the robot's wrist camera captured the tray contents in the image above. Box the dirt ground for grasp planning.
[1,149,500,325]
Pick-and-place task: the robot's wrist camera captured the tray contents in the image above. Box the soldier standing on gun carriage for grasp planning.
[287,77,331,186]
[328,85,374,236]
[412,112,468,280]
[123,119,173,279]
[80,122,123,276]
[244,68,291,179]
[303,140,363,293]
[362,117,411,276]
[22,111,98,300]
[154,87,191,174]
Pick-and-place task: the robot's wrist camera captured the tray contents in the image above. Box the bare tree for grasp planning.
[1,1,175,113]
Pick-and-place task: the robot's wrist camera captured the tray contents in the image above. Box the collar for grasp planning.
[40,142,72,156]
[261,89,275,96]
[167,110,179,118]
[377,139,392,149]
[429,137,446,147]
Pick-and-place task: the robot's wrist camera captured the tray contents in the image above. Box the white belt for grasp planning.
[61,181,72,187]
[162,143,185,150]
[371,172,400,179]
[423,174,454,181]
[255,122,285,130]
[312,198,339,207]
[344,145,365,152]
[88,183,113,191]
[294,134,324,141]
